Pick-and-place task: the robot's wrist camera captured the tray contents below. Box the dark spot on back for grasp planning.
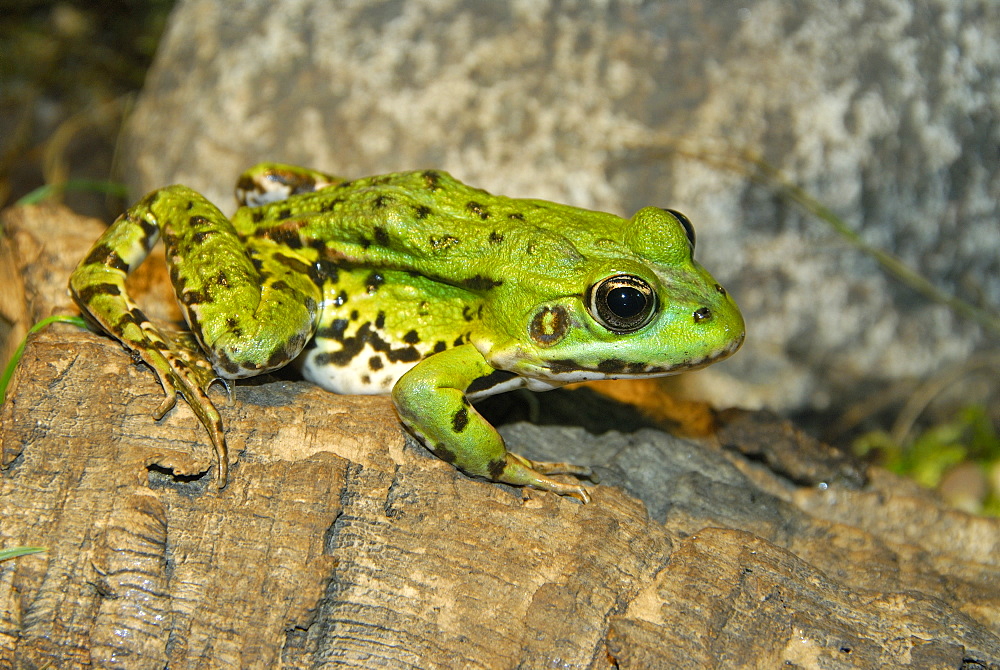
[367,272,385,292]
[319,197,344,213]
[422,170,442,190]
[138,190,160,209]
[466,201,489,220]
[429,235,460,251]
[181,289,210,306]
[314,258,339,283]
[462,275,502,291]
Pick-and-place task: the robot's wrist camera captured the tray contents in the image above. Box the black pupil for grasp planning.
[607,286,646,318]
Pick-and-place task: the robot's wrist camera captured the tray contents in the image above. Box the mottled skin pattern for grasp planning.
[69,163,745,502]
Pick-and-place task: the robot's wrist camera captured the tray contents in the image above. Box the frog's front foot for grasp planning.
[501,452,593,504]
[394,345,596,503]
[521,456,597,481]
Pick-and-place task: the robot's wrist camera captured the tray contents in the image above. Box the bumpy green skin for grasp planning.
[69,163,745,502]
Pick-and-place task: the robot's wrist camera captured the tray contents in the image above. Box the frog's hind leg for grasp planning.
[70,186,322,486]
[235,163,344,207]
[70,192,231,485]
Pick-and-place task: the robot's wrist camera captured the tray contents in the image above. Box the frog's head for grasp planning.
[485,206,745,383]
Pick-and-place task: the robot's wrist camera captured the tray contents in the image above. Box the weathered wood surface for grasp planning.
[1,204,999,669]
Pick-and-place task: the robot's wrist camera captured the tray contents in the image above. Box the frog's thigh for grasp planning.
[392,345,590,502]
[152,186,320,377]
[235,163,342,207]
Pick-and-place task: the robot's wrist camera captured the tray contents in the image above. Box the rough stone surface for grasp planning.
[1,204,998,668]
[123,0,1000,417]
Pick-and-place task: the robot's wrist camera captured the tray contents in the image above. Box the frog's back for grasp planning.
[234,170,631,294]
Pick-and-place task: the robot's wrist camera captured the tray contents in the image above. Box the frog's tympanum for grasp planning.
[70,164,744,502]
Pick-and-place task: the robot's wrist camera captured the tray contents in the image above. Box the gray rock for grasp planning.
[124,0,999,416]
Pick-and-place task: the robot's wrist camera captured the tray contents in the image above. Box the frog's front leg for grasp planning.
[69,186,322,486]
[393,344,593,503]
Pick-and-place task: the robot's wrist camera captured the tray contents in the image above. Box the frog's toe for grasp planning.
[527,479,592,504]
[152,388,178,420]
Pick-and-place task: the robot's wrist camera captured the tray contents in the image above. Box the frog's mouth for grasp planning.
[524,331,745,383]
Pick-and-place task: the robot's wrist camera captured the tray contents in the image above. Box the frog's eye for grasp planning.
[587,274,657,333]
[663,208,695,249]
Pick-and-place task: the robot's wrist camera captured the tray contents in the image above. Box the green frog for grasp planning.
[69,163,744,503]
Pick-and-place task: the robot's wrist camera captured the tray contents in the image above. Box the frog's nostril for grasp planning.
[693,307,712,323]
